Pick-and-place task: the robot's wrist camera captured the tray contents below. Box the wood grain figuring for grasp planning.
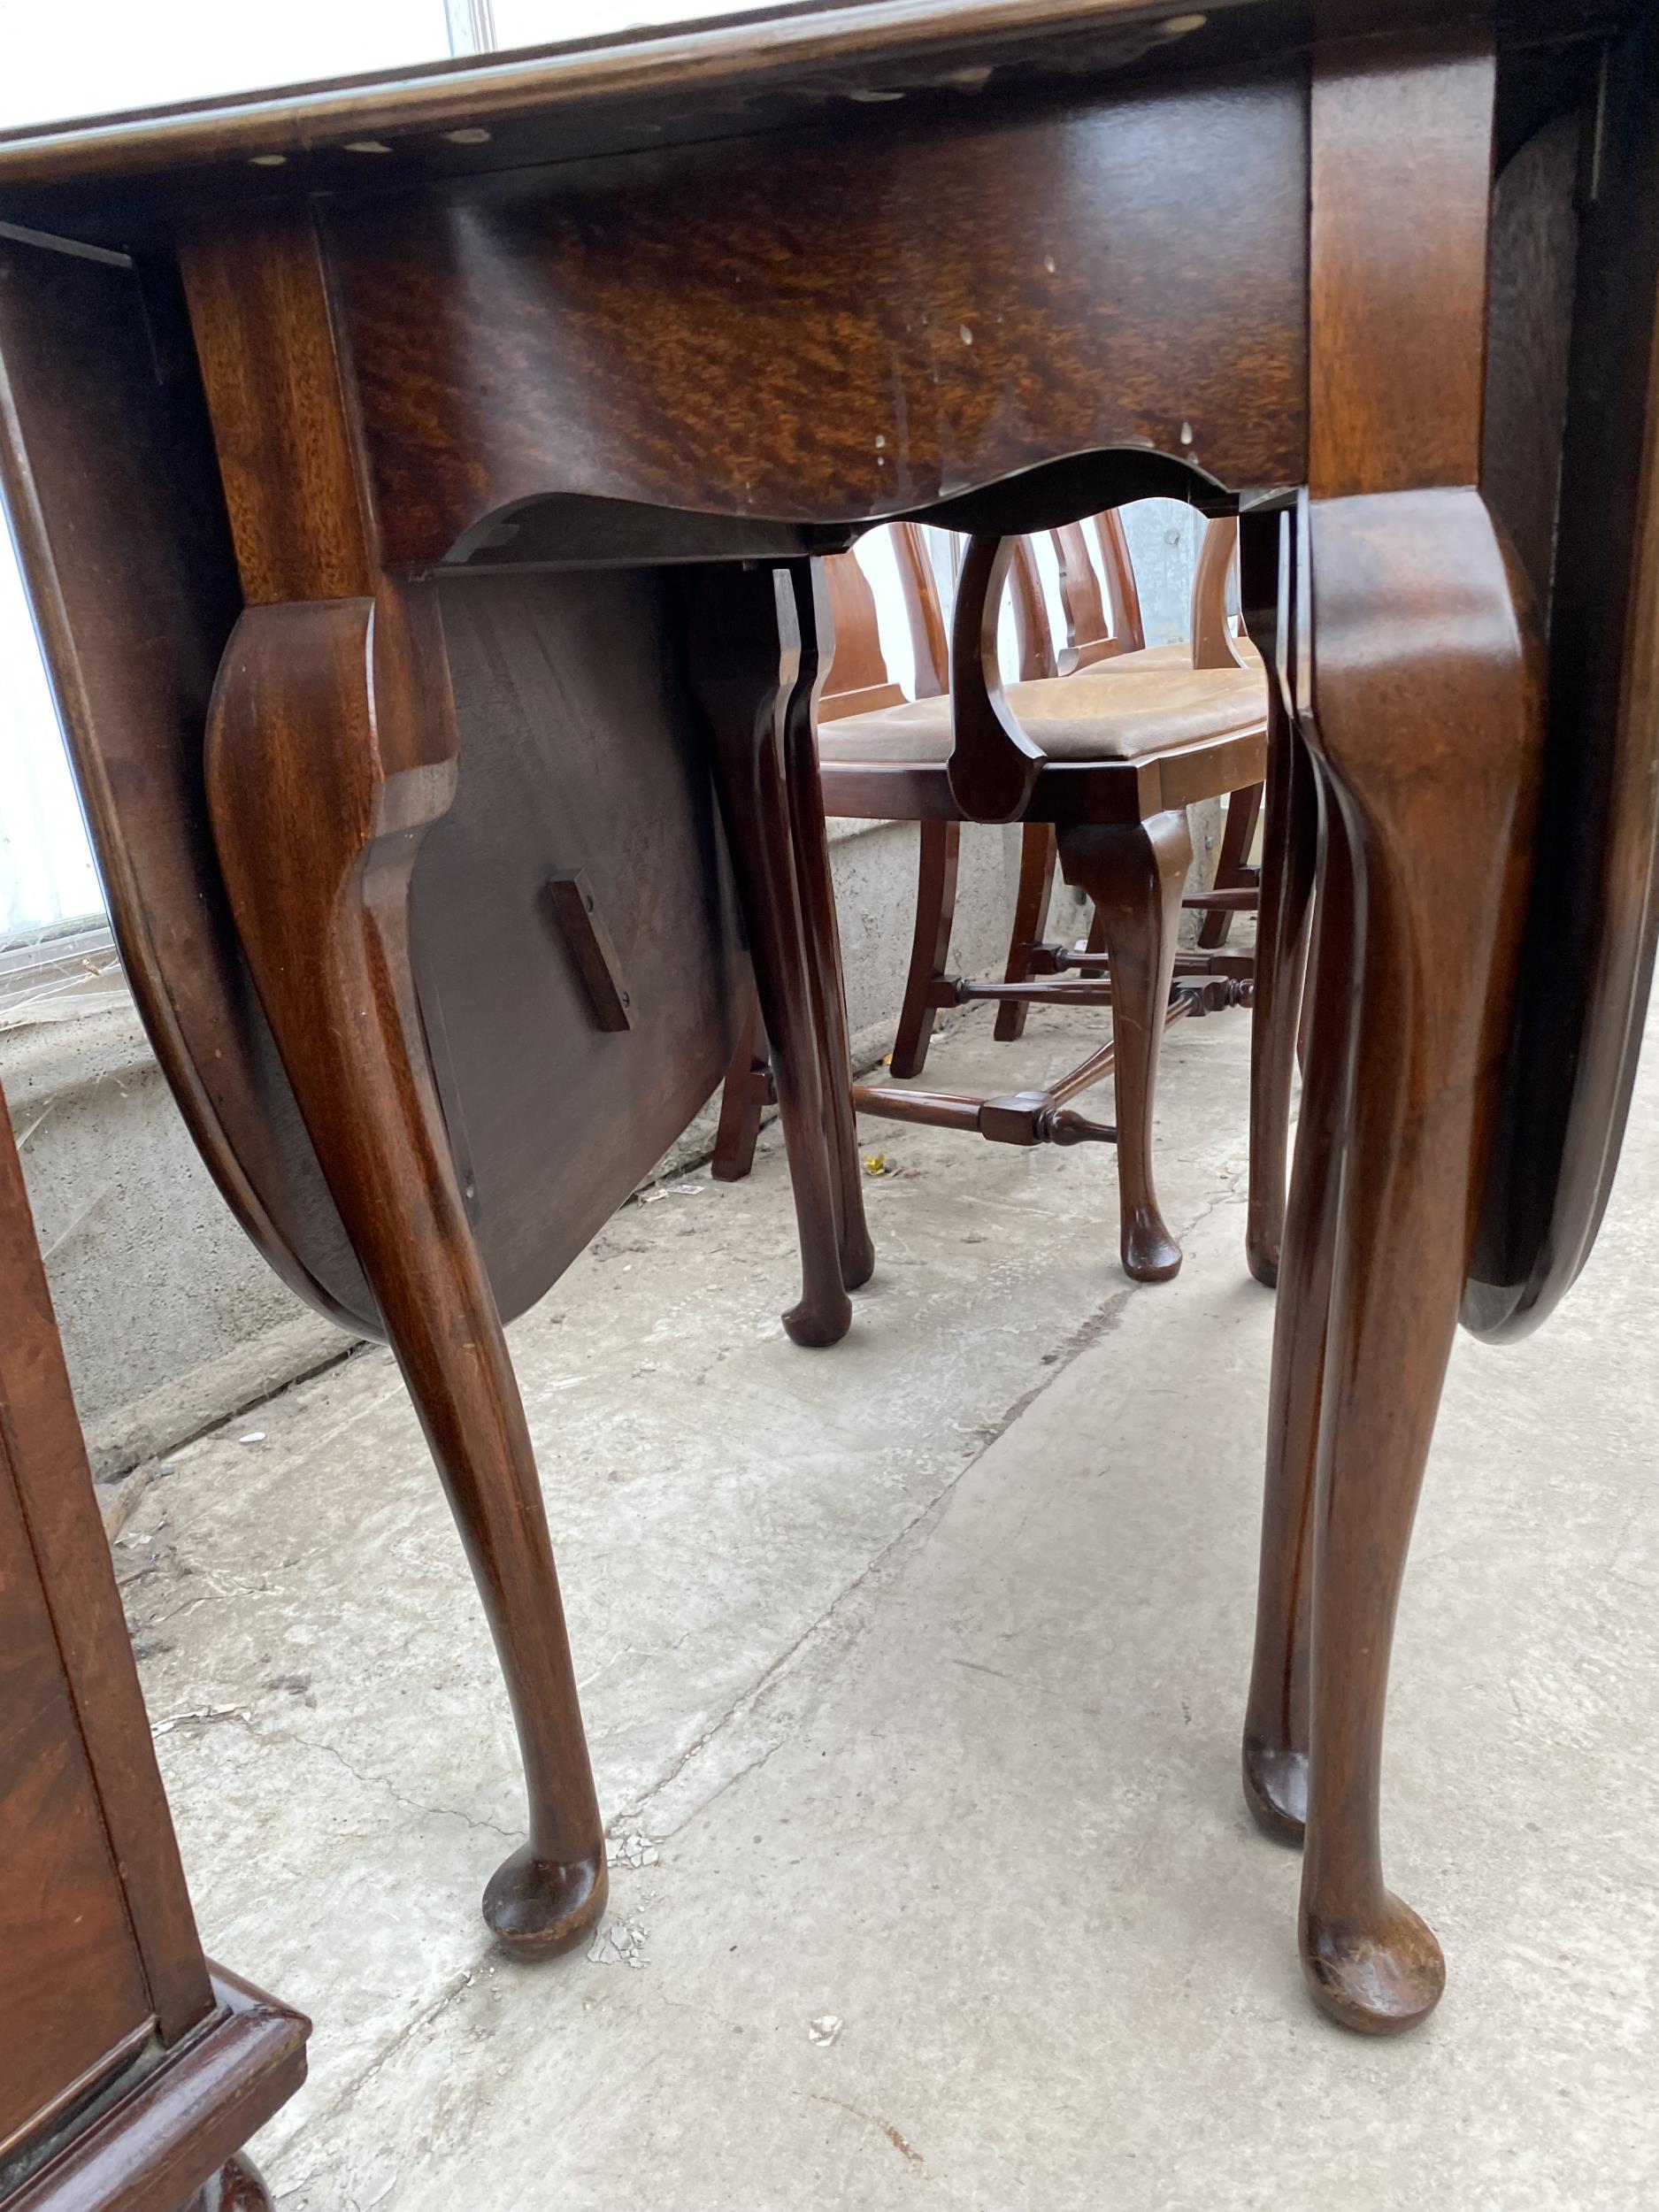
[180,211,375,603]
[327,73,1308,556]
[1309,33,1496,496]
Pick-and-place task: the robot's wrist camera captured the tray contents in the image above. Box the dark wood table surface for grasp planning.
[1,0,1654,2047]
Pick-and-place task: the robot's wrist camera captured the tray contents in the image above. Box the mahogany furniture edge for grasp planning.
[9,1971,308,2212]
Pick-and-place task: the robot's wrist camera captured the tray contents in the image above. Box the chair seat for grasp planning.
[817,641,1267,767]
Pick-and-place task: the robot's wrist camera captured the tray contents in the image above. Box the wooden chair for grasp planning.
[715,512,1269,1282]
[990,513,1264,1051]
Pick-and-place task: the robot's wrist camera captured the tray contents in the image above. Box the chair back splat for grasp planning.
[1191,515,1248,670]
[819,548,908,721]
[892,525,949,699]
[1054,518,1138,669]
[1092,510,1147,654]
[821,522,949,718]
[1008,535,1058,681]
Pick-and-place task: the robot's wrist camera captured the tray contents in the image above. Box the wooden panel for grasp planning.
[1464,14,1659,1337]
[0,1096,211,2171]
[328,68,1308,555]
[0,1459,151,2164]
[0,1091,300,2205]
[411,569,749,1324]
[0,1102,214,2062]
[1479,105,1581,613]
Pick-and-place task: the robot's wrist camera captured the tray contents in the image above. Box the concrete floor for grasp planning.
[107,995,1659,2211]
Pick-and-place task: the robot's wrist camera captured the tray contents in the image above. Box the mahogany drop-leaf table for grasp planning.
[1,0,1654,2037]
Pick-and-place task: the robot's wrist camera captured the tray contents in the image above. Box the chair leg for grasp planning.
[206,587,607,1959]
[687,562,853,1347]
[1196,780,1263,949]
[710,989,769,1184]
[1271,489,1542,2035]
[781,598,875,1290]
[993,822,1056,1044]
[1056,809,1192,1282]
[889,820,961,1078]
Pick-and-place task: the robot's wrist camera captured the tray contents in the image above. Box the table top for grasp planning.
[0,0,1628,234]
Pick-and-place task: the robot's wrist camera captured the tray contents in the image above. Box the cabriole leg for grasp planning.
[1056,810,1191,1282]
[1290,488,1542,2032]
[206,585,607,1958]
[687,563,854,1347]
[782,566,875,1290]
